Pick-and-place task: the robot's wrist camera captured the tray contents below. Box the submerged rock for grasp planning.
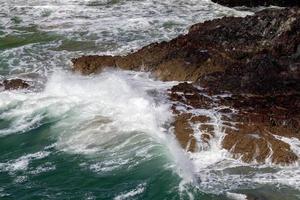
[72,8,300,165]
[211,0,299,7]
[1,79,30,90]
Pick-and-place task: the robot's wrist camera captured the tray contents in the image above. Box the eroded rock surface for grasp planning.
[169,82,299,164]
[73,8,300,85]
[72,8,300,165]
[1,79,30,90]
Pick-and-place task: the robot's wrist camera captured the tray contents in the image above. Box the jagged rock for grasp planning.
[72,8,300,164]
[169,82,299,164]
[73,8,300,93]
[211,0,299,7]
[1,79,30,90]
[173,113,197,152]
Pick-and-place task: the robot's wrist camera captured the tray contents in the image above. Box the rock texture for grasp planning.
[169,82,299,164]
[73,8,300,87]
[72,8,300,165]
[1,79,30,90]
[211,0,300,7]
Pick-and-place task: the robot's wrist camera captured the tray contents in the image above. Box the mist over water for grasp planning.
[0,0,300,199]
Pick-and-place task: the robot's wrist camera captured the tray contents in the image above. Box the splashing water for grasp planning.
[0,69,199,198]
[1,0,300,199]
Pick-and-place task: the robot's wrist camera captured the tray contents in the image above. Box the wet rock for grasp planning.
[223,123,298,164]
[169,83,217,152]
[173,113,197,152]
[169,82,299,164]
[211,0,299,7]
[169,82,214,109]
[222,94,300,164]
[73,8,300,95]
[2,79,30,90]
[72,8,300,165]
[72,55,118,75]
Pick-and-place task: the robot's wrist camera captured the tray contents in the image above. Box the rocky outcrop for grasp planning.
[73,8,300,85]
[1,79,30,90]
[169,82,299,164]
[211,0,300,7]
[72,8,300,165]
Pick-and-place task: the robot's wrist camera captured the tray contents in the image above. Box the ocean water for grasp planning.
[0,0,300,199]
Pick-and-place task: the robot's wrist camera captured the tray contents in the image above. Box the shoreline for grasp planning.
[72,7,300,166]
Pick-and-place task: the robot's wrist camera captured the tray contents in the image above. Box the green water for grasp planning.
[0,116,223,199]
[0,1,299,199]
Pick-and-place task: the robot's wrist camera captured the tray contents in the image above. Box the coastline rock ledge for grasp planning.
[211,0,300,7]
[72,8,300,165]
[0,79,30,90]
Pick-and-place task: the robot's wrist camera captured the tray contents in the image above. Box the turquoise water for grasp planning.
[0,124,185,199]
[0,1,300,199]
[0,71,223,199]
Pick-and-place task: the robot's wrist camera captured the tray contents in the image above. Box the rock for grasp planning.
[222,93,299,164]
[211,0,299,7]
[73,8,300,91]
[72,8,300,165]
[169,82,214,109]
[169,82,299,164]
[72,55,118,75]
[2,79,30,90]
[223,124,298,164]
[173,113,197,152]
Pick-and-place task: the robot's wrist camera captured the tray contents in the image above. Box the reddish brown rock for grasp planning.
[173,113,197,152]
[223,123,298,164]
[169,82,299,164]
[72,8,300,165]
[73,8,300,93]
[168,82,215,109]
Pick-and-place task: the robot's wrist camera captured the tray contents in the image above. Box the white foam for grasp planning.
[114,183,146,200]
[252,169,300,190]
[273,135,300,156]
[29,162,56,175]
[89,159,130,173]
[172,90,300,194]
[0,151,50,172]
[0,0,252,82]
[1,0,299,196]
[177,107,234,170]
[47,70,195,182]
[3,69,299,194]
[1,0,251,52]
[45,70,174,152]
[226,192,247,200]
[0,69,195,185]
[0,187,10,198]
[14,175,28,183]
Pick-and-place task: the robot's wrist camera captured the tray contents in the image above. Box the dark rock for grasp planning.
[72,8,300,164]
[169,82,299,164]
[2,79,30,90]
[211,0,299,7]
[73,8,300,95]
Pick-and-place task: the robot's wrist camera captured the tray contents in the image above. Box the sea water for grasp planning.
[0,1,299,199]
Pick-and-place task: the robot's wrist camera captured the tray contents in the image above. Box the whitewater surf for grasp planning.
[1,0,299,199]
